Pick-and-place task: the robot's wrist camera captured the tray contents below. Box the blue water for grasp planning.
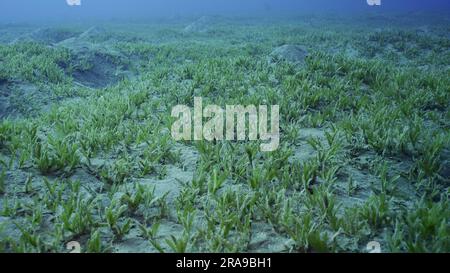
[0,0,449,22]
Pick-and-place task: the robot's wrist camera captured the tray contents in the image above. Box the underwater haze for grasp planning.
[0,0,450,22]
[0,0,449,254]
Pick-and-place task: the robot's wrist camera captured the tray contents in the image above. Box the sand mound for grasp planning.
[416,25,430,33]
[56,27,130,88]
[183,16,214,33]
[68,47,127,88]
[56,26,111,46]
[78,26,110,41]
[71,55,123,88]
[11,28,78,45]
[269,45,309,65]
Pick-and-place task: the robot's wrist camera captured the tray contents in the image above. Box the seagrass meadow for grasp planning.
[0,12,449,253]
